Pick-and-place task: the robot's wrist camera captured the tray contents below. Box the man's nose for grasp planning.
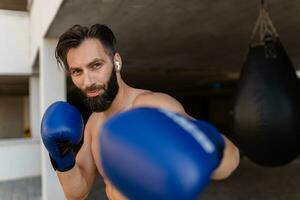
[82,72,94,88]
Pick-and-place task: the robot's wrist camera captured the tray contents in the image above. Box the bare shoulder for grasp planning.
[132,91,186,115]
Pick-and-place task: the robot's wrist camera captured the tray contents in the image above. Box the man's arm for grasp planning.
[57,114,98,200]
[99,92,240,200]
[95,92,188,200]
[98,120,129,200]
[211,136,240,179]
[132,92,240,180]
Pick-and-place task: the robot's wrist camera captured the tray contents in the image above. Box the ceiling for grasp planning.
[45,0,300,95]
[0,0,27,11]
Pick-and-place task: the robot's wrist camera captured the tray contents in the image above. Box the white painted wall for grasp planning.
[29,0,64,68]
[0,1,67,200]
[0,138,41,181]
[40,38,66,200]
[0,94,41,180]
[0,10,30,74]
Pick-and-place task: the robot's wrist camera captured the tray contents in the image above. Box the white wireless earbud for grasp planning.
[115,61,121,71]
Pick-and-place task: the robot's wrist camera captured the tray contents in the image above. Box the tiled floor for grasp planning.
[1,158,300,200]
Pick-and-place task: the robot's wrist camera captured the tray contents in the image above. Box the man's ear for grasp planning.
[114,53,122,71]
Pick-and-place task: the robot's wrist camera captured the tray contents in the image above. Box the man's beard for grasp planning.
[82,69,119,112]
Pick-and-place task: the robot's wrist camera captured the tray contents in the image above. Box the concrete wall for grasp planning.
[23,96,30,131]
[0,1,65,196]
[0,10,30,74]
[0,96,24,139]
[29,75,40,138]
[0,94,41,181]
[39,38,66,200]
[0,138,41,181]
[29,0,64,67]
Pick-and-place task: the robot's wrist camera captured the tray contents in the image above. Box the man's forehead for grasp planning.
[67,39,108,68]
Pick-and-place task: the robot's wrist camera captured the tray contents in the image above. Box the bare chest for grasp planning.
[90,123,104,174]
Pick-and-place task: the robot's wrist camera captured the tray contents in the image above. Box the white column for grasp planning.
[39,38,66,200]
[29,74,40,139]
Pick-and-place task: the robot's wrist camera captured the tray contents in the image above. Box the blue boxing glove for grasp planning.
[100,107,225,200]
[41,101,84,172]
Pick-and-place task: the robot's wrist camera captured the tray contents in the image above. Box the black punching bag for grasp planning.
[233,7,300,166]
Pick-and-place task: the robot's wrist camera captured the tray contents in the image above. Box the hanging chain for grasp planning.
[251,0,279,46]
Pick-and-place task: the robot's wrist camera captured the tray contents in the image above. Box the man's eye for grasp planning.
[93,63,102,69]
[71,70,81,76]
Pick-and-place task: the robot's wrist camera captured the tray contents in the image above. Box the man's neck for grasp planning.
[104,77,132,117]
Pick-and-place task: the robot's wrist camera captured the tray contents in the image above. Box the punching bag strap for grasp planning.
[251,0,279,47]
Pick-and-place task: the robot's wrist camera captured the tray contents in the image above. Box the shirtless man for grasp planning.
[41,24,240,200]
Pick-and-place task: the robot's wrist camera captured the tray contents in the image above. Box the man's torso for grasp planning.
[89,88,151,199]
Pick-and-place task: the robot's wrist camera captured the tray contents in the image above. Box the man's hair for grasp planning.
[55,24,117,71]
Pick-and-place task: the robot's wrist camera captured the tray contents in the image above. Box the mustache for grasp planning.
[83,84,105,94]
